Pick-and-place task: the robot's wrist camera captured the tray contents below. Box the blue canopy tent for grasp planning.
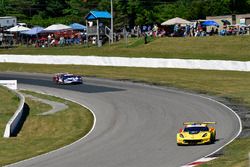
[69,23,86,30]
[201,20,219,27]
[21,26,44,35]
[20,26,44,46]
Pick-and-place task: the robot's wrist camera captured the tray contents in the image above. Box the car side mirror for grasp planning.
[179,128,183,133]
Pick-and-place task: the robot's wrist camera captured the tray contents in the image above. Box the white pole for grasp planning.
[97,19,100,46]
[111,0,114,44]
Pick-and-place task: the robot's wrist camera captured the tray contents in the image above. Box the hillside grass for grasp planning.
[0,36,250,61]
[0,90,94,166]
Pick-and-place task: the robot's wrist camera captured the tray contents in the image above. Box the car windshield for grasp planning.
[184,126,209,132]
[63,75,74,79]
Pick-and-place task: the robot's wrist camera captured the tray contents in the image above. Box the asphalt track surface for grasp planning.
[0,72,241,167]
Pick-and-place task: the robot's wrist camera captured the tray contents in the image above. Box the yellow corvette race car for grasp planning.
[177,122,216,146]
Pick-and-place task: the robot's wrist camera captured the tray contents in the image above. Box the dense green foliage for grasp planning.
[1,0,250,29]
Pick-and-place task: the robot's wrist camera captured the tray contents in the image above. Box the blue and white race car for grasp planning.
[53,73,83,84]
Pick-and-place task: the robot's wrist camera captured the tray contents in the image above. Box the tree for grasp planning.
[229,0,250,14]
[3,0,34,19]
[1,0,250,29]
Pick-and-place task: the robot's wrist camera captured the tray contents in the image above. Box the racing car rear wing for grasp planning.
[183,122,216,125]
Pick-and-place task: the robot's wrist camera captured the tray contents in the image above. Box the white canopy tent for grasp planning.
[161,17,191,25]
[43,24,72,32]
[6,25,30,32]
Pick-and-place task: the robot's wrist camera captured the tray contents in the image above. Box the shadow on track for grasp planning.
[0,75,125,93]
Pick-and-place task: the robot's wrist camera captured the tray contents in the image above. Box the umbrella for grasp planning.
[201,20,219,27]
[6,25,30,32]
[161,17,191,25]
[21,26,44,35]
[221,19,231,25]
[43,24,72,32]
[69,23,86,30]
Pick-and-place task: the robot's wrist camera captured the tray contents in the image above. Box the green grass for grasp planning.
[1,63,250,167]
[1,36,250,61]
[0,36,250,166]
[200,138,250,167]
[0,86,20,136]
[0,90,94,166]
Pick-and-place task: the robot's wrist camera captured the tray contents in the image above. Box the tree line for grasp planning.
[1,0,250,29]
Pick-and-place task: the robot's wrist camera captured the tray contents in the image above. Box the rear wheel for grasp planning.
[210,132,216,144]
[213,132,216,142]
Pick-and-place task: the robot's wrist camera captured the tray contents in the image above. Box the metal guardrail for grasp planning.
[3,91,25,138]
[105,26,112,40]
[105,26,117,42]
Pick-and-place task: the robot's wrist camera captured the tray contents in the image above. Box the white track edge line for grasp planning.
[163,88,243,167]
[4,89,97,167]
[4,82,243,167]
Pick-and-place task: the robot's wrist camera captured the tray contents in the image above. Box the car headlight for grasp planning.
[202,133,208,137]
[180,134,184,138]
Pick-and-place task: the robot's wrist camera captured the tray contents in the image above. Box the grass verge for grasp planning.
[0,86,19,137]
[200,138,250,167]
[0,90,94,166]
[0,36,250,61]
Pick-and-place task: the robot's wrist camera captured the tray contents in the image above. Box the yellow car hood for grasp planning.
[180,132,210,139]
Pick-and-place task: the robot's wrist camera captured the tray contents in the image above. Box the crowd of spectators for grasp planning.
[128,21,250,40]
[1,20,250,48]
[219,25,249,36]
[31,31,85,48]
[0,26,87,48]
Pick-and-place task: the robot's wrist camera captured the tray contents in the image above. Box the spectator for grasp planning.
[137,25,141,37]
[59,36,65,47]
[209,27,215,36]
[185,24,191,37]
[0,32,3,46]
[215,28,218,35]
[152,24,158,37]
[147,25,152,32]
[174,24,179,33]
[144,32,148,44]
[50,38,56,46]
[142,25,147,32]
[47,34,51,46]
[190,24,195,37]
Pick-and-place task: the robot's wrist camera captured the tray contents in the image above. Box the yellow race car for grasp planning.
[177,122,216,146]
